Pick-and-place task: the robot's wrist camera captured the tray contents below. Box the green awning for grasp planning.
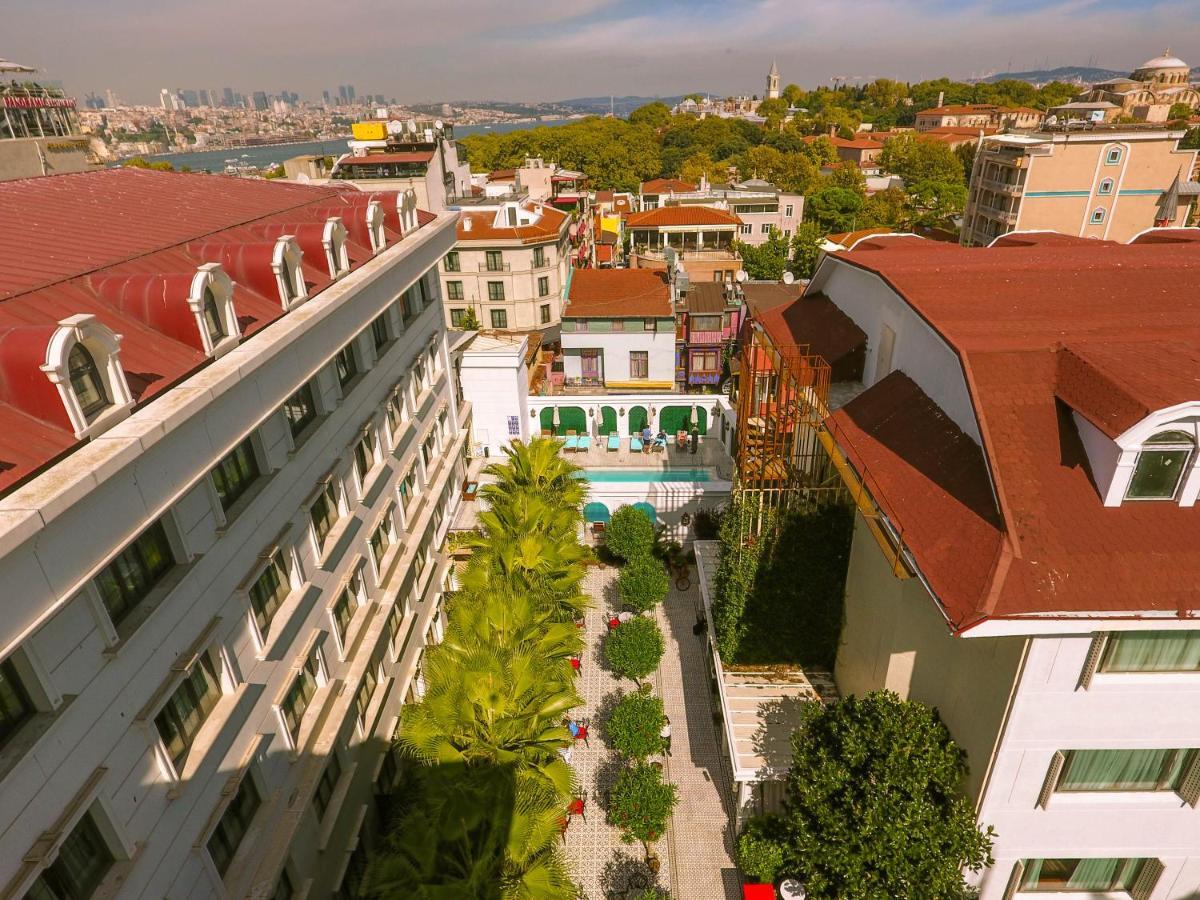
[584,502,611,523]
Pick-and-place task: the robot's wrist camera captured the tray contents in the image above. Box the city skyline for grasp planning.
[7,0,1197,105]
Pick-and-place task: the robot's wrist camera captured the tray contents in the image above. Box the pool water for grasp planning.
[579,468,712,483]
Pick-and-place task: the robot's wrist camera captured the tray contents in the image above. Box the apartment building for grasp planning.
[627,206,744,284]
[780,232,1200,899]
[439,197,571,332]
[961,126,1199,246]
[674,281,753,389]
[915,103,1042,132]
[0,168,467,899]
[637,178,803,247]
[560,269,675,390]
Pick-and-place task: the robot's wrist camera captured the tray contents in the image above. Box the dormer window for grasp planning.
[1126,430,1194,501]
[272,237,306,309]
[187,264,238,356]
[69,343,108,421]
[366,201,386,253]
[322,218,350,278]
[202,287,225,344]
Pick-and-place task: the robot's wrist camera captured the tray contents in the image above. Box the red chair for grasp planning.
[607,617,620,631]
[567,796,586,822]
[742,885,774,900]
[574,723,589,747]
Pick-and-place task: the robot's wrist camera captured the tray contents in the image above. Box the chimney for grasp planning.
[937,90,945,108]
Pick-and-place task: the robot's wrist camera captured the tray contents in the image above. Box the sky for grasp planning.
[7,0,1199,105]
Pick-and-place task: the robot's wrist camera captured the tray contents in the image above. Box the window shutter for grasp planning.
[1037,751,1065,808]
[1001,860,1025,900]
[1077,632,1109,690]
[1179,751,1200,807]
[1130,858,1164,900]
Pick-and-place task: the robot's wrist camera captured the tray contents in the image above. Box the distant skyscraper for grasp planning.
[222,86,235,107]
[178,89,199,108]
[104,88,121,108]
[337,85,348,104]
[198,89,211,107]
[159,88,173,110]
[322,89,332,106]
[251,91,269,111]
[346,84,356,102]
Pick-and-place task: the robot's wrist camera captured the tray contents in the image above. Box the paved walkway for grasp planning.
[564,565,740,899]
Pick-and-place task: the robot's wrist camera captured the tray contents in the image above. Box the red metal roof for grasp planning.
[640,178,697,194]
[625,206,742,228]
[335,151,434,166]
[821,235,1200,626]
[0,168,426,496]
[564,269,671,318]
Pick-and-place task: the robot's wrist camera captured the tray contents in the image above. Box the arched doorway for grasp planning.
[599,405,618,436]
[628,405,648,435]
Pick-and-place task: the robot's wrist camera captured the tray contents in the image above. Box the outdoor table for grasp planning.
[779,878,807,899]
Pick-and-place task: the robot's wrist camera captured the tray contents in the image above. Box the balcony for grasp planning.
[974,203,1019,225]
[479,262,511,273]
[977,177,1023,196]
[688,330,726,345]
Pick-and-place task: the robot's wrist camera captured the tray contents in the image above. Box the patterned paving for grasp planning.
[564,565,741,899]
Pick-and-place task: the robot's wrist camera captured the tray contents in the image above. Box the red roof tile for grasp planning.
[822,236,1200,625]
[625,206,742,228]
[0,168,428,496]
[757,292,866,381]
[640,178,697,194]
[565,269,671,318]
[456,201,569,244]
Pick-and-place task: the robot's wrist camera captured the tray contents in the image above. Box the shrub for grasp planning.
[607,688,668,759]
[736,815,787,884]
[618,554,669,613]
[607,762,679,847]
[692,507,723,540]
[605,617,665,683]
[711,499,771,661]
[607,505,656,561]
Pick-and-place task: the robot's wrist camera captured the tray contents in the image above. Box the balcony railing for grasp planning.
[977,177,1023,196]
[687,330,726,345]
[974,203,1018,225]
[479,262,511,272]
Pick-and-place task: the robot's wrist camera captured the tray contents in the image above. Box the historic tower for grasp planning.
[766,60,780,100]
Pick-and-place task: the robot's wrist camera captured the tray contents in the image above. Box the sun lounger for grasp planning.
[630,437,643,452]
[562,435,580,451]
[577,436,593,452]
[607,434,620,451]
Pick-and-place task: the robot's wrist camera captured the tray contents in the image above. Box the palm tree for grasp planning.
[482,438,586,512]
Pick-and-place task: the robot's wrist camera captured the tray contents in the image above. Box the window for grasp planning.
[1106,147,1123,164]
[95,520,175,625]
[370,315,390,352]
[313,753,343,821]
[386,391,406,435]
[692,349,720,373]
[284,382,317,439]
[202,287,225,345]
[211,438,260,513]
[490,309,508,329]
[533,246,546,267]
[335,839,368,900]
[443,251,460,272]
[207,776,262,878]
[1018,857,1147,892]
[740,224,752,235]
[280,647,323,744]
[692,315,721,332]
[712,271,725,282]
[0,657,35,751]
[353,428,378,486]
[68,344,108,421]
[540,304,551,324]
[249,553,289,640]
[354,657,383,728]
[1056,748,1198,793]
[387,599,408,657]
[26,811,114,900]
[784,204,794,217]
[446,281,464,301]
[630,351,649,380]
[611,319,625,332]
[1098,178,1114,195]
[450,308,466,327]
[538,275,550,297]
[370,506,396,571]
[155,649,222,770]
[644,319,657,332]
[309,481,341,553]
[1100,631,1200,672]
[783,229,791,238]
[1090,207,1106,224]
[485,250,504,271]
[331,583,357,649]
[1126,430,1193,500]
[761,224,771,234]
[334,344,358,388]
[398,469,416,511]
[487,282,505,302]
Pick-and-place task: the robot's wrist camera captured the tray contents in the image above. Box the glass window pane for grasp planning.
[284,383,316,438]
[207,776,261,878]
[68,344,109,420]
[29,811,115,900]
[95,520,174,625]
[1058,748,1194,792]
[0,657,34,751]
[211,439,260,512]
[1101,631,1200,672]
[1127,448,1191,499]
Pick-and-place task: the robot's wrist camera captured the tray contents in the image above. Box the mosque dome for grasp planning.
[1136,52,1189,70]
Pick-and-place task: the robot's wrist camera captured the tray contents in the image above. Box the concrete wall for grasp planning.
[560,329,675,388]
[0,137,97,182]
[457,341,530,456]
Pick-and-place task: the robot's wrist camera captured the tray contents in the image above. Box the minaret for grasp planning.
[766,60,780,100]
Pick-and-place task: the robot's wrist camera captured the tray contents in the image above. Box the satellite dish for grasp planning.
[782,271,795,284]
[407,119,417,133]
[386,119,406,135]
[434,120,444,131]
[735,270,748,283]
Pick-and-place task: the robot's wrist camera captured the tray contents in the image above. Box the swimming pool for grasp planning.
[579,468,712,483]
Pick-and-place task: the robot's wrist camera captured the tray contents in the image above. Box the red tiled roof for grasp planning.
[640,178,697,194]
[918,104,1003,116]
[625,206,742,228]
[822,235,1200,625]
[0,168,426,496]
[456,202,569,244]
[757,292,866,381]
[594,190,615,202]
[831,137,884,150]
[334,151,434,167]
[595,244,614,263]
[565,269,671,317]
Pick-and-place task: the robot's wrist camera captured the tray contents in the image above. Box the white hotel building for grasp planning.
[0,169,466,899]
[778,231,1200,899]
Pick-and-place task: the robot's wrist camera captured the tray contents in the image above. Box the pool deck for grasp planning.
[557,437,735,481]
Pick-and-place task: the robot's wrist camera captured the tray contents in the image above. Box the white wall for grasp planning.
[458,342,530,456]
[560,329,675,386]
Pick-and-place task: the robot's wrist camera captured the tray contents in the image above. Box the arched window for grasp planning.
[1126,430,1194,500]
[202,286,225,344]
[280,264,297,304]
[1098,178,1114,196]
[1091,207,1106,224]
[68,343,109,420]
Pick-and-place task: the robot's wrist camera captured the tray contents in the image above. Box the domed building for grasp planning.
[1075,51,1199,121]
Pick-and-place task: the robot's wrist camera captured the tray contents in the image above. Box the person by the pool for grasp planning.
[655,429,668,449]
[641,425,652,452]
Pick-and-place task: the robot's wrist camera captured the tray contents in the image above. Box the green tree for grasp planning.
[460,307,481,330]
[629,101,672,129]
[678,150,718,184]
[859,186,913,230]
[607,505,656,562]
[711,498,772,660]
[781,83,804,107]
[604,616,665,684]
[756,98,789,121]
[879,133,965,185]
[804,187,864,232]
[605,688,668,759]
[736,227,790,281]
[736,815,788,884]
[772,152,819,194]
[121,156,174,171]
[790,222,827,279]
[618,554,669,613]
[825,161,866,196]
[799,135,838,166]
[1169,101,1195,121]
[781,691,994,899]
[607,762,679,849]
[736,144,785,181]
